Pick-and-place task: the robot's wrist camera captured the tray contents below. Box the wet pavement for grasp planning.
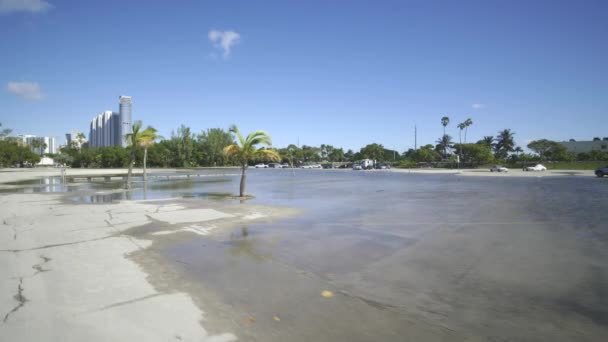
[4,169,608,341]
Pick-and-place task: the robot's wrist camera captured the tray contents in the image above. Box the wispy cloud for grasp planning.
[0,0,53,14]
[208,29,240,58]
[7,81,44,101]
[472,103,485,109]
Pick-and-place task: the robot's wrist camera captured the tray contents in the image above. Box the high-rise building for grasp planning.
[89,111,121,148]
[18,135,56,155]
[119,96,132,147]
[87,96,133,148]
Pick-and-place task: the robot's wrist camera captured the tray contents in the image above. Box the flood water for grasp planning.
[162,170,608,341]
[5,169,608,341]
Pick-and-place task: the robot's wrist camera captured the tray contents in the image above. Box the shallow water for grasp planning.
[161,170,608,341]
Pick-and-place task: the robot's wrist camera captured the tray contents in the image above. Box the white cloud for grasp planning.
[7,81,44,101]
[0,0,52,14]
[472,103,485,109]
[208,29,240,58]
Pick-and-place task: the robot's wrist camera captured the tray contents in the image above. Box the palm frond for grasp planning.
[246,131,272,147]
[229,124,246,147]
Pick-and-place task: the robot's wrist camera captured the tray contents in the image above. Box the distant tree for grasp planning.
[344,149,354,161]
[169,125,197,167]
[593,137,601,141]
[494,129,516,160]
[463,118,473,143]
[441,116,450,136]
[328,147,345,162]
[527,139,572,161]
[76,132,86,151]
[224,125,280,197]
[477,136,494,148]
[411,144,441,163]
[197,128,234,166]
[0,140,40,167]
[436,134,454,159]
[453,143,494,165]
[360,143,385,161]
[513,146,523,159]
[0,122,12,139]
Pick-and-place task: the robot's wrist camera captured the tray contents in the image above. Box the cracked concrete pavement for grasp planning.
[0,190,295,341]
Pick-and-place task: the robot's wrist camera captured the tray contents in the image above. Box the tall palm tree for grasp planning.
[224,125,280,197]
[137,126,159,182]
[441,116,450,136]
[436,134,453,159]
[463,118,473,143]
[124,121,143,189]
[457,122,467,163]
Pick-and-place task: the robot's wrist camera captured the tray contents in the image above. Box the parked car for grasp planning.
[281,163,291,168]
[375,163,390,169]
[525,164,547,171]
[353,164,363,170]
[595,166,608,178]
[490,165,508,172]
[254,163,268,168]
[301,165,312,169]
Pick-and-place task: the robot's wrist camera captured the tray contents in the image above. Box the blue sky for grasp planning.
[1,0,607,152]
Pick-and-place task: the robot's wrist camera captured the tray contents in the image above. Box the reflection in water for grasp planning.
[1,173,239,203]
[227,226,271,262]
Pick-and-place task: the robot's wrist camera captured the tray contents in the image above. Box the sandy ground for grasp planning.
[0,169,298,341]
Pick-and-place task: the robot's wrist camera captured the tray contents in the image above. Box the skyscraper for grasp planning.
[119,96,132,147]
[87,96,133,148]
[88,111,120,148]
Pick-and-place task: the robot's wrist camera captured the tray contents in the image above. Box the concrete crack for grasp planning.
[0,236,114,253]
[95,293,163,312]
[3,278,27,323]
[32,255,52,275]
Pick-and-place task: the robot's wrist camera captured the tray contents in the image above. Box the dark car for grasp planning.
[595,166,608,178]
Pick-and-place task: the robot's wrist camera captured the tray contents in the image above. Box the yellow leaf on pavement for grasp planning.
[321,290,334,298]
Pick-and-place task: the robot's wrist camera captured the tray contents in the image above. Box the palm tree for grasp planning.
[478,136,494,147]
[514,146,523,156]
[441,116,450,136]
[494,129,516,160]
[463,118,473,143]
[76,132,86,151]
[224,125,280,197]
[436,134,453,159]
[124,121,144,189]
[137,126,159,182]
[30,139,42,155]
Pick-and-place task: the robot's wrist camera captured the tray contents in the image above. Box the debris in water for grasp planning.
[321,290,334,298]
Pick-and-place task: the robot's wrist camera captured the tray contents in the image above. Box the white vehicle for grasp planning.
[525,164,547,171]
[311,164,322,169]
[301,165,312,169]
[353,164,363,170]
[490,165,508,172]
[359,159,375,170]
[254,163,268,168]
